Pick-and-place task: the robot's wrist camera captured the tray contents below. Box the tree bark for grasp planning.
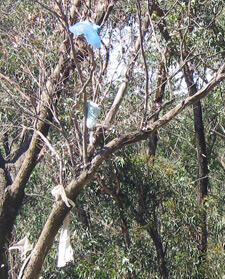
[20,66,225,278]
[147,226,168,279]
[146,60,169,278]
[0,2,118,278]
[0,126,50,279]
[1,61,223,279]
[183,63,209,275]
[148,60,167,156]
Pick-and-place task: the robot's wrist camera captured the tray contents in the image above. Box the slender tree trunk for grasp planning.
[147,227,168,279]
[147,61,167,156]
[136,213,168,279]
[183,64,209,274]
[147,60,169,279]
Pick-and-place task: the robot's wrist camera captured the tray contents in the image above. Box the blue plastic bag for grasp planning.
[69,21,101,48]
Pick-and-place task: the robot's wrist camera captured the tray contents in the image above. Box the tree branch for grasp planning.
[21,62,225,279]
[103,17,150,127]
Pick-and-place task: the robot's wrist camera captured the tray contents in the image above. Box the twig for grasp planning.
[35,0,66,28]
[72,112,83,156]
[210,129,225,140]
[36,131,60,160]
[0,73,31,103]
[82,86,88,166]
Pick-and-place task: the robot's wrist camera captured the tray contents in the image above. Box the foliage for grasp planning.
[0,0,224,278]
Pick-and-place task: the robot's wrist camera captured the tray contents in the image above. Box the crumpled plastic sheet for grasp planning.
[69,21,101,48]
[51,186,74,267]
[86,100,101,129]
[9,235,33,260]
[51,184,75,208]
[57,214,74,268]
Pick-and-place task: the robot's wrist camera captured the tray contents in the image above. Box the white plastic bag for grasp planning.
[57,214,74,268]
[86,100,101,129]
[9,235,33,260]
[51,185,75,207]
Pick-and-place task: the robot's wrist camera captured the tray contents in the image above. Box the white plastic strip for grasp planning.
[57,214,74,267]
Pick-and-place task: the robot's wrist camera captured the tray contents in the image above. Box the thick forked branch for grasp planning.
[21,63,225,279]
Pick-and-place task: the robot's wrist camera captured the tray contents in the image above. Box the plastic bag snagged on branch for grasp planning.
[51,186,74,267]
[86,100,101,129]
[57,214,74,268]
[51,184,75,207]
[9,235,33,260]
[69,21,101,48]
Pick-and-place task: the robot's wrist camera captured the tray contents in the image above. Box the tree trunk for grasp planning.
[0,114,52,278]
[0,245,8,279]
[136,213,168,279]
[147,60,167,156]
[147,227,168,279]
[0,159,9,279]
[20,68,224,278]
[147,60,169,279]
[183,64,209,274]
